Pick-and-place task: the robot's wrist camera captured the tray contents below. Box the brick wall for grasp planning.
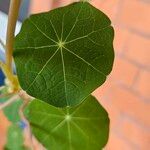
[91,0,150,149]
[0,0,149,149]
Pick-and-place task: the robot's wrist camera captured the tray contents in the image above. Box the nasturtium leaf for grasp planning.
[26,96,109,150]
[5,125,25,150]
[14,2,114,107]
[0,88,22,123]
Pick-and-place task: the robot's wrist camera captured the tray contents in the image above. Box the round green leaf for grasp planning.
[14,2,114,107]
[26,96,109,150]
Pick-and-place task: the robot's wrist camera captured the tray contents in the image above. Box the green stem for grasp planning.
[0,61,20,92]
[6,0,21,73]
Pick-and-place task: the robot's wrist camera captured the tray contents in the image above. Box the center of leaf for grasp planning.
[65,115,71,121]
[57,40,65,48]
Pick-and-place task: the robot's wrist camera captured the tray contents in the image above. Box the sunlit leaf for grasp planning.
[26,96,109,150]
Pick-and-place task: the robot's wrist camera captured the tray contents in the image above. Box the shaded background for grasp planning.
[0,0,150,149]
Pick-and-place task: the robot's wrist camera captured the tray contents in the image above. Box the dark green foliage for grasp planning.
[14,2,114,107]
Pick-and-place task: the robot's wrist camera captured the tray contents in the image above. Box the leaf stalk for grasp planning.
[0,61,20,92]
[6,0,21,73]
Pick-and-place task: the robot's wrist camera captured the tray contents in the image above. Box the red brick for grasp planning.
[52,0,71,8]
[91,0,119,20]
[93,81,122,128]
[135,70,150,98]
[111,57,139,87]
[118,0,150,33]
[93,76,113,99]
[105,131,133,150]
[119,118,150,149]
[107,86,150,127]
[0,111,10,150]
[58,0,73,6]
[29,0,52,13]
[114,27,130,54]
[126,34,150,67]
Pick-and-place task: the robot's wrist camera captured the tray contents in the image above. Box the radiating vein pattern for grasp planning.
[14,2,114,107]
[27,96,109,150]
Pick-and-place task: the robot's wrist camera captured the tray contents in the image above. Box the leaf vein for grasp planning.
[29,19,57,44]
[49,19,60,41]
[51,119,66,133]
[71,121,88,139]
[67,121,72,150]
[65,25,111,44]
[63,47,106,77]
[64,4,83,42]
[26,47,60,91]
[15,45,57,50]
[31,110,65,118]
[60,48,68,105]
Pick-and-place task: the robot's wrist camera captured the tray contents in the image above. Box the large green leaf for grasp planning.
[26,96,109,150]
[5,125,25,150]
[14,2,114,107]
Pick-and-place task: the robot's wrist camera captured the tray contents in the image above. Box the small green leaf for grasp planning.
[5,125,25,150]
[14,2,114,107]
[26,96,109,150]
[0,88,22,123]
